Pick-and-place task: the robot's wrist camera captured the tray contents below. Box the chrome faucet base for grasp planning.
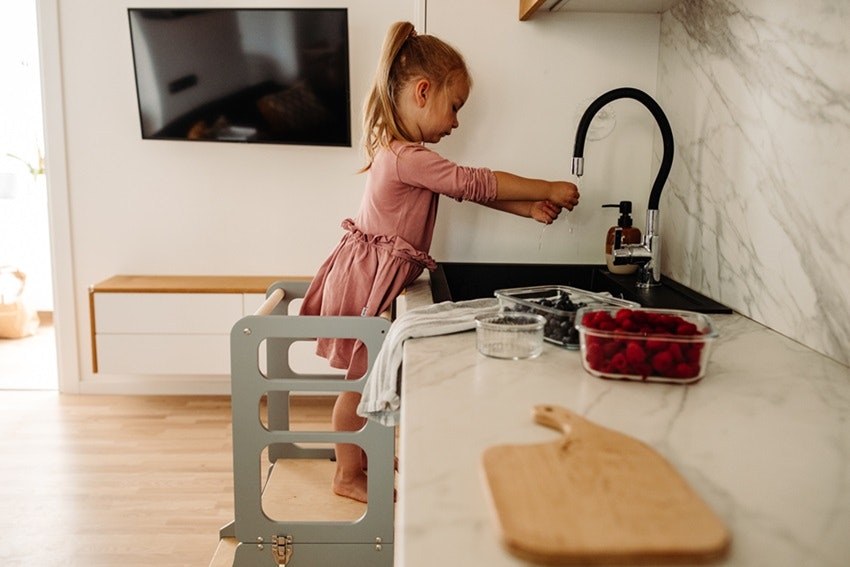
[636,273,662,288]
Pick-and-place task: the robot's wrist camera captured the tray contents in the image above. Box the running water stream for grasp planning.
[538,177,581,252]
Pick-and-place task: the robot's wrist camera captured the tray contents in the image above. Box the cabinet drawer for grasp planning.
[94,293,243,334]
[96,334,230,375]
[88,275,303,377]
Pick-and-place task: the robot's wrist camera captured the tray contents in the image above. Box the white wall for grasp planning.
[41,0,664,393]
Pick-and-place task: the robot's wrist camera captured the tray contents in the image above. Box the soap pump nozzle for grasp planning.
[602,201,634,229]
[602,201,642,275]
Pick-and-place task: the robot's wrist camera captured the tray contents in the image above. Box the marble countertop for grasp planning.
[395,275,850,566]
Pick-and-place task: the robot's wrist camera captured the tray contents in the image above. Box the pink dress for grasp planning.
[300,140,498,378]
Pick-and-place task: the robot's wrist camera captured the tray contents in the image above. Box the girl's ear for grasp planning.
[413,78,431,108]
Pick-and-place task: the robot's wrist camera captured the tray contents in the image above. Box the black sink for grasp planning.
[430,262,732,314]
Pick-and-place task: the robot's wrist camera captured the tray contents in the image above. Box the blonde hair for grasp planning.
[360,21,470,171]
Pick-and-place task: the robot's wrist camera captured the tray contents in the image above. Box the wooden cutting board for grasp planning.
[481,405,730,565]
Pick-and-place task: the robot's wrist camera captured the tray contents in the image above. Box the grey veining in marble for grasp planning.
[657,0,850,365]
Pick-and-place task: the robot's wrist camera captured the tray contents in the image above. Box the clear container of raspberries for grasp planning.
[575,307,719,384]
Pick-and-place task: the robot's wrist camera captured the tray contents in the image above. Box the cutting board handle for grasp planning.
[532,404,584,444]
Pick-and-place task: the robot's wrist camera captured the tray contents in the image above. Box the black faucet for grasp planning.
[572,87,674,287]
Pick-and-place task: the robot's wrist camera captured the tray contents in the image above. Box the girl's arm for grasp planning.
[493,171,580,210]
[482,200,563,224]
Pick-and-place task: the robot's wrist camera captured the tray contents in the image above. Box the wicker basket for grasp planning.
[0,266,39,339]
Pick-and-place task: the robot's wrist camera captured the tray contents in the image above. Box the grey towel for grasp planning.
[357,298,500,426]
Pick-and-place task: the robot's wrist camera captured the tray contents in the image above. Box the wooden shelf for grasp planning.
[520,0,548,21]
[521,0,681,20]
[90,274,301,294]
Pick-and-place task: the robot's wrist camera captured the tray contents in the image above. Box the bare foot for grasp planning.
[333,467,399,503]
[333,467,369,503]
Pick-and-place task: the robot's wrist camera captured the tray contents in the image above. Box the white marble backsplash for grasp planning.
[656,0,850,366]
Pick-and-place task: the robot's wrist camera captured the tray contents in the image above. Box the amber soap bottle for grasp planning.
[602,201,641,275]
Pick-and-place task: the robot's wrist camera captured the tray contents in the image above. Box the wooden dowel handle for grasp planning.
[253,288,285,316]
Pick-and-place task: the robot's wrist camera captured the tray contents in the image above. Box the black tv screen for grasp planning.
[128,8,350,146]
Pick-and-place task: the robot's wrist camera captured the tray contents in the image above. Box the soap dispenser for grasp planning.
[602,201,641,275]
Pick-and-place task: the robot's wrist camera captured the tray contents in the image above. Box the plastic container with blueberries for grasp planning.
[494,285,638,350]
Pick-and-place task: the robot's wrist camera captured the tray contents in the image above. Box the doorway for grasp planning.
[0,0,57,390]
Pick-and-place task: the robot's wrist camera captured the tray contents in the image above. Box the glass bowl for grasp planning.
[475,313,546,360]
[575,307,719,384]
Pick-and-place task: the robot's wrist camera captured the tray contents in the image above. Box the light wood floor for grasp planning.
[0,392,334,567]
[0,313,57,390]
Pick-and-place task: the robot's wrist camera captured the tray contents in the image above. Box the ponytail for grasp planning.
[361,22,470,171]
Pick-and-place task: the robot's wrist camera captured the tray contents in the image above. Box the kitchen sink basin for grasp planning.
[430,263,601,302]
[430,262,732,314]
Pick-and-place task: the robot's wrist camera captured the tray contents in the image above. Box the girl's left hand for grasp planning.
[530,200,562,224]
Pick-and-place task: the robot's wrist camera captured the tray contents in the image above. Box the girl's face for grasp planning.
[413,76,470,144]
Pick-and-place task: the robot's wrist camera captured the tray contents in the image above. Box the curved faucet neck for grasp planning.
[572,87,673,211]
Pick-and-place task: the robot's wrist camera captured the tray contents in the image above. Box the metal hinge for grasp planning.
[272,535,293,565]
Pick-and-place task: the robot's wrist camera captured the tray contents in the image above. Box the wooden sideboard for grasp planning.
[88,275,306,375]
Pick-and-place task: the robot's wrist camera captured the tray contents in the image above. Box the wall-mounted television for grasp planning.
[128,8,350,146]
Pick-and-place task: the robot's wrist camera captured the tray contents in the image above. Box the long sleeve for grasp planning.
[394,143,498,203]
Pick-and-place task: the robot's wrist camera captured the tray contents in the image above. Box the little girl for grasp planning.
[299,21,580,503]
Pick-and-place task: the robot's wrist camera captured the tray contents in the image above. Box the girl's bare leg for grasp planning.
[332,391,369,502]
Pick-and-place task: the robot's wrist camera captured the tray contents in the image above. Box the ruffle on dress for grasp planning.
[300,219,436,379]
[340,218,437,271]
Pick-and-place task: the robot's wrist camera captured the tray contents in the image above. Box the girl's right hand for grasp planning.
[550,181,581,211]
[530,200,563,224]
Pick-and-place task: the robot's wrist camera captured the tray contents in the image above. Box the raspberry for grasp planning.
[667,342,684,362]
[673,362,699,379]
[586,342,604,368]
[625,342,646,364]
[585,311,615,329]
[611,352,629,373]
[630,310,649,325]
[615,309,635,323]
[651,351,674,374]
[655,315,679,332]
[602,340,622,358]
[676,322,699,336]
